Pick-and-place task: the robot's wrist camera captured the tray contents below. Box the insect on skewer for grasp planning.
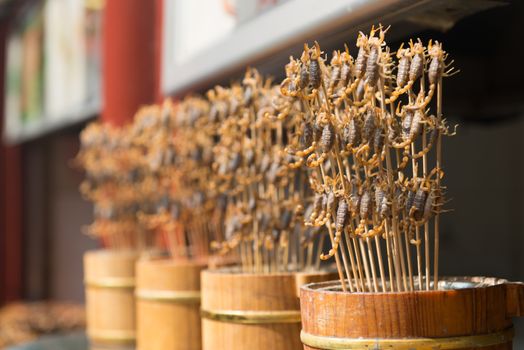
[276,25,456,292]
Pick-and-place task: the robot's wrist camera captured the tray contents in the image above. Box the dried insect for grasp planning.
[410,116,438,159]
[409,39,425,84]
[364,25,387,88]
[396,44,411,89]
[328,51,342,95]
[313,193,329,227]
[279,209,293,231]
[409,109,423,140]
[362,108,377,143]
[373,127,384,154]
[392,107,424,149]
[307,122,335,167]
[309,58,321,90]
[339,48,353,87]
[350,186,361,215]
[280,57,301,97]
[341,116,361,152]
[299,64,310,90]
[365,44,380,87]
[332,46,359,106]
[404,184,416,212]
[307,193,324,224]
[335,198,349,232]
[355,78,366,101]
[315,190,337,226]
[285,121,317,168]
[383,39,425,105]
[300,42,324,100]
[320,198,347,260]
[354,32,368,79]
[422,189,435,221]
[401,109,414,140]
[359,189,373,219]
[411,186,427,222]
[408,40,459,110]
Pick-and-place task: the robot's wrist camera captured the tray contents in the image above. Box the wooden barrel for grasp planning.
[136,258,206,350]
[300,277,524,350]
[84,249,138,347]
[201,269,336,350]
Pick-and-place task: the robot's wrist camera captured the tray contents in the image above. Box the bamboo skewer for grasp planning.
[434,77,443,290]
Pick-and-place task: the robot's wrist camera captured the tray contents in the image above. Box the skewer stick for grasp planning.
[347,221,366,291]
[410,135,423,291]
[384,225,395,292]
[403,219,415,291]
[325,218,348,291]
[395,220,409,292]
[343,227,362,291]
[369,87,389,292]
[434,77,443,290]
[357,235,373,292]
[307,241,314,270]
[315,233,325,270]
[339,142,366,291]
[422,128,430,291]
[349,156,375,292]
[360,158,382,294]
[307,75,348,290]
[395,149,414,291]
[366,234,379,292]
[379,85,404,291]
[338,233,355,292]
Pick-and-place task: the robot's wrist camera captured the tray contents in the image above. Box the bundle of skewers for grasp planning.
[208,69,324,273]
[77,121,151,249]
[278,25,457,292]
[78,99,226,261]
[77,24,457,287]
[135,97,223,260]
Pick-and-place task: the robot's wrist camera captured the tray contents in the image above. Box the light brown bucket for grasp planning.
[201,268,336,350]
[300,277,524,350]
[84,249,138,346]
[136,258,206,350]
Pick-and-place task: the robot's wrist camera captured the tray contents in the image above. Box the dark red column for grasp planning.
[0,22,22,304]
[0,147,22,304]
[102,0,160,126]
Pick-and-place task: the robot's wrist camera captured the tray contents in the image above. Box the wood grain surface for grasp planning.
[201,269,335,350]
[136,258,207,350]
[84,250,138,346]
[300,277,524,350]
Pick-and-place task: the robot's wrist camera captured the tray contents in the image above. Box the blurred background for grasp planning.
[0,0,522,348]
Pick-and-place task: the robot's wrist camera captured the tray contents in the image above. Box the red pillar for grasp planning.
[0,147,22,304]
[0,22,22,304]
[102,0,160,126]
[154,0,164,103]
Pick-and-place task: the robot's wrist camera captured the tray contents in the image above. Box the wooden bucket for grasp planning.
[136,258,206,350]
[84,249,138,347]
[300,277,524,350]
[201,268,336,350]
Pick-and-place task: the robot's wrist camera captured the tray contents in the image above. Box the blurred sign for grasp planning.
[3,0,103,144]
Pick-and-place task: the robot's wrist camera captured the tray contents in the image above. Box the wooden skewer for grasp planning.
[379,84,404,292]
[434,77,443,290]
[366,233,379,292]
[373,230,387,292]
[422,127,431,291]
[357,229,373,292]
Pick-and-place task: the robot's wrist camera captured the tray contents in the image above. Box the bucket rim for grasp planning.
[301,276,510,295]
[202,266,334,277]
